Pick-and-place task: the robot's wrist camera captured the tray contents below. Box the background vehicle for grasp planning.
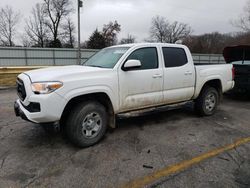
[14,43,234,147]
[223,45,250,93]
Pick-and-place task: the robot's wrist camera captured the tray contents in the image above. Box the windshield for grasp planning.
[232,60,250,65]
[84,47,130,68]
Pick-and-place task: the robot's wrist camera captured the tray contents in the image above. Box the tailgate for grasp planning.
[223,45,250,63]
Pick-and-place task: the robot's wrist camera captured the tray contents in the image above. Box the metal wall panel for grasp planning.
[0,47,226,66]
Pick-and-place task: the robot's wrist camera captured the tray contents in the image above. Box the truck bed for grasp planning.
[193,64,234,98]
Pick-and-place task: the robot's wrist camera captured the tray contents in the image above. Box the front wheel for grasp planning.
[65,101,107,148]
[195,86,219,116]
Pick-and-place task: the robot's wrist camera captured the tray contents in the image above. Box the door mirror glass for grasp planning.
[122,59,142,71]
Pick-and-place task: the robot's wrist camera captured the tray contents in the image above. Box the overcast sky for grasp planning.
[0,0,248,43]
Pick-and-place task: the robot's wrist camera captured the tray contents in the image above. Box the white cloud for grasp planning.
[0,0,248,44]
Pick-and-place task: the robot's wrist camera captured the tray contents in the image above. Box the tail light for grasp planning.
[232,67,235,80]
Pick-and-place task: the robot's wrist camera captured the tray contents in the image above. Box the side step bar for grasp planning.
[117,101,193,119]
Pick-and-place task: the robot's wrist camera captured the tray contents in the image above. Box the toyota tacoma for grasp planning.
[14,43,235,147]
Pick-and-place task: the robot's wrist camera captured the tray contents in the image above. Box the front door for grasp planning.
[118,47,163,112]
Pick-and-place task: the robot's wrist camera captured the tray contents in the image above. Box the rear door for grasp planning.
[118,47,164,112]
[162,47,195,104]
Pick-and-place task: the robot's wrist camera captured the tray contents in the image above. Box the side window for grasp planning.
[126,47,158,70]
[162,47,188,68]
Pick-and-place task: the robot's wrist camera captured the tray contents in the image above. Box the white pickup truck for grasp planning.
[14,43,234,147]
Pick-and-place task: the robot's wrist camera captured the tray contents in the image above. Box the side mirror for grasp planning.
[122,59,141,71]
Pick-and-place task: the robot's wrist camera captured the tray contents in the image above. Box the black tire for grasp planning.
[40,123,61,135]
[65,101,107,148]
[195,86,219,116]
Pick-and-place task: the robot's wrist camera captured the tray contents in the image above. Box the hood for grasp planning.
[24,65,109,82]
[223,45,250,63]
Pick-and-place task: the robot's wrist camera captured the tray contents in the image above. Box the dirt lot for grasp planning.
[0,88,250,188]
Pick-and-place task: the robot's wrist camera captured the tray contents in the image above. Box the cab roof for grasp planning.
[110,43,186,49]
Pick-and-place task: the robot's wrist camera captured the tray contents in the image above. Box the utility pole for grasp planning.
[78,0,83,65]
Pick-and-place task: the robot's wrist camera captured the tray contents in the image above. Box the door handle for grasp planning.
[184,71,193,76]
[152,74,163,78]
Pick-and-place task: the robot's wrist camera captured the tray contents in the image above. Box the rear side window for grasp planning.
[126,47,158,70]
[162,47,188,68]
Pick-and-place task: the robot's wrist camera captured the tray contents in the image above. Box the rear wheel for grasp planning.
[65,101,107,148]
[195,86,219,116]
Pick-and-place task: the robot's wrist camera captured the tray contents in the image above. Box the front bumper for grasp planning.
[14,74,67,124]
[14,91,66,123]
[14,101,29,122]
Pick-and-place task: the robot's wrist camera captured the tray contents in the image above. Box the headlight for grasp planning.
[31,82,63,94]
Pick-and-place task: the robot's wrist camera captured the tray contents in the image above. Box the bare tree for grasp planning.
[150,16,169,42]
[102,20,121,46]
[62,17,76,48]
[0,6,20,46]
[25,3,48,47]
[120,34,136,44]
[233,0,250,32]
[43,0,74,47]
[21,34,32,47]
[168,21,192,43]
[150,16,192,43]
[183,32,236,54]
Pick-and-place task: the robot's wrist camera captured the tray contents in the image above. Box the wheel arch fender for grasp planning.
[59,86,118,128]
[194,75,223,99]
